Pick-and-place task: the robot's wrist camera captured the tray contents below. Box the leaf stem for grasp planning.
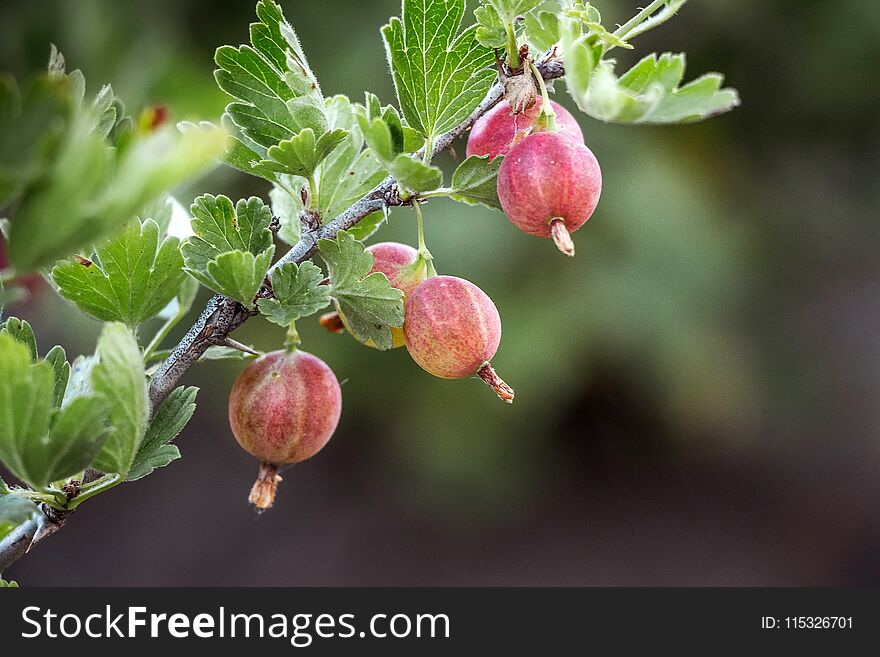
[143,307,186,364]
[612,1,682,42]
[67,474,122,510]
[505,21,521,71]
[531,61,557,132]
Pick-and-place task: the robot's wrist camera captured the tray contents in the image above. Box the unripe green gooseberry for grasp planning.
[403,275,514,403]
[228,348,342,509]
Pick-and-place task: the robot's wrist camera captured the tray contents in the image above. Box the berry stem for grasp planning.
[413,202,437,277]
[531,60,557,132]
[249,462,282,511]
[550,218,576,257]
[477,362,515,404]
[284,320,301,352]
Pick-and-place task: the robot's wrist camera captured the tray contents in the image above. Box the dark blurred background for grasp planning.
[1,0,879,585]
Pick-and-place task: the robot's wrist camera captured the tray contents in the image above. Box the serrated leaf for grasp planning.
[91,323,148,476]
[355,102,442,193]
[0,316,37,360]
[524,11,560,53]
[127,386,197,482]
[318,231,404,350]
[251,0,322,100]
[0,334,104,488]
[216,0,324,154]
[474,4,507,49]
[567,50,739,124]
[257,261,331,326]
[449,154,504,208]
[309,96,389,222]
[192,247,274,307]
[7,106,223,273]
[52,219,185,327]
[0,495,40,542]
[183,195,273,273]
[262,128,348,178]
[486,0,542,23]
[382,0,496,145]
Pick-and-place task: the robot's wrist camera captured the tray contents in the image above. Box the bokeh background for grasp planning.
[2,0,879,585]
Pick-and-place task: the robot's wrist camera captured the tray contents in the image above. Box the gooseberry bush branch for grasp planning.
[0,0,738,582]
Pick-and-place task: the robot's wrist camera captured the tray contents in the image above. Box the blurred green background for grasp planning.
[2,0,879,585]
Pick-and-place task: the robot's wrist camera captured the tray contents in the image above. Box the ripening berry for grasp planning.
[466,97,583,160]
[228,349,342,509]
[497,131,602,257]
[332,242,427,349]
[404,275,514,403]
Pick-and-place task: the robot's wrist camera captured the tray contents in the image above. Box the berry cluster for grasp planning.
[470,97,602,257]
[229,88,603,510]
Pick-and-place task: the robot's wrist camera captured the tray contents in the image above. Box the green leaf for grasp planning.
[355,100,442,193]
[127,386,197,482]
[262,128,348,178]
[63,355,97,406]
[0,334,104,488]
[0,334,52,487]
[382,0,496,145]
[52,219,186,327]
[192,247,274,307]
[182,194,276,305]
[199,345,259,362]
[317,96,388,219]
[216,0,324,154]
[346,211,386,242]
[388,155,443,193]
[524,11,560,53]
[0,578,19,587]
[318,231,404,351]
[43,395,110,483]
[7,112,223,274]
[269,181,303,246]
[566,50,740,124]
[182,195,273,272]
[449,154,504,209]
[0,74,72,210]
[44,345,70,409]
[475,0,542,49]
[257,261,331,326]
[0,496,40,542]
[0,316,37,360]
[474,4,507,49]
[486,0,542,23]
[91,323,148,476]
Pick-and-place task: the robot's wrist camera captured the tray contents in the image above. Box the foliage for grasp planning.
[0,0,739,569]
